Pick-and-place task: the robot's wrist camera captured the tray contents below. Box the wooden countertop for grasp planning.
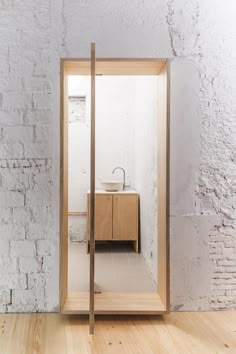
[87,189,138,195]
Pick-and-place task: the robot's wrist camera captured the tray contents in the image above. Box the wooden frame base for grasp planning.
[62,292,166,315]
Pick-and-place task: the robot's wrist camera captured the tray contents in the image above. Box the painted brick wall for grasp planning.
[0,0,59,312]
[0,0,235,312]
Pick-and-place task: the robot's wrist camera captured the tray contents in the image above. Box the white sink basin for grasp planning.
[100,181,123,192]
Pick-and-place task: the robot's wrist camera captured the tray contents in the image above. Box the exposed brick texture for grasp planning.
[0,0,235,313]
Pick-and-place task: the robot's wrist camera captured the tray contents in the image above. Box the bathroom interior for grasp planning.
[67,73,159,294]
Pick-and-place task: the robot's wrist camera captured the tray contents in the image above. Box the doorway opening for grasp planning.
[60,58,170,314]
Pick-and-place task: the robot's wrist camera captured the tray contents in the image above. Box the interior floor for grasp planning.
[1,312,235,353]
[68,242,156,292]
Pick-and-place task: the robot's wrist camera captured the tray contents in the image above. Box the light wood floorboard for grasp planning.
[0,311,236,353]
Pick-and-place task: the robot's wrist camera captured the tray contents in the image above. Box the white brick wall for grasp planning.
[11,241,36,257]
[0,208,12,223]
[13,208,31,224]
[209,224,236,309]
[0,191,24,207]
[0,159,57,311]
[19,257,41,273]
[0,3,57,309]
[0,144,24,159]
[0,0,235,313]
[0,225,25,240]
[0,274,27,290]
[3,126,34,142]
[0,111,24,125]
[0,241,10,256]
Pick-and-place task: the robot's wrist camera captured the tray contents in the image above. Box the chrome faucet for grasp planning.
[112,167,126,191]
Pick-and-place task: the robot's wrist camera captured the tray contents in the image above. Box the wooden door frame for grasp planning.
[60,58,170,314]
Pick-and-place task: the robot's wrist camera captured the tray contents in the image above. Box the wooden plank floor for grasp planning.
[0,311,236,353]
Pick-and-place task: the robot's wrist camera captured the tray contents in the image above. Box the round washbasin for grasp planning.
[100,181,123,192]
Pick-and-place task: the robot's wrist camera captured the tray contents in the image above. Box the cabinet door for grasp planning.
[87,194,113,240]
[113,195,138,240]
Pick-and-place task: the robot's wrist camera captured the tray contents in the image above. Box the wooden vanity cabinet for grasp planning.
[113,195,138,241]
[87,192,138,252]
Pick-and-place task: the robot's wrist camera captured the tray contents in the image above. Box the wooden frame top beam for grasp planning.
[63,58,167,76]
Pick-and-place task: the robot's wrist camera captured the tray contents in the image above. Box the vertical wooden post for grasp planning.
[60,60,68,311]
[157,60,170,311]
[89,43,96,334]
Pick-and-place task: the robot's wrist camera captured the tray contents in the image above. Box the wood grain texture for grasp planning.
[87,194,113,240]
[157,62,170,311]
[60,60,68,310]
[62,292,165,314]
[64,59,167,75]
[1,312,236,354]
[87,193,138,248]
[113,194,138,242]
[89,42,96,334]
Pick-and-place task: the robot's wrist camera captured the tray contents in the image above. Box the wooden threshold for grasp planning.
[62,292,166,315]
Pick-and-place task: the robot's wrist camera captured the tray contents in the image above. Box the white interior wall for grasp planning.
[68,76,136,242]
[68,75,158,285]
[68,76,90,242]
[132,77,158,283]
